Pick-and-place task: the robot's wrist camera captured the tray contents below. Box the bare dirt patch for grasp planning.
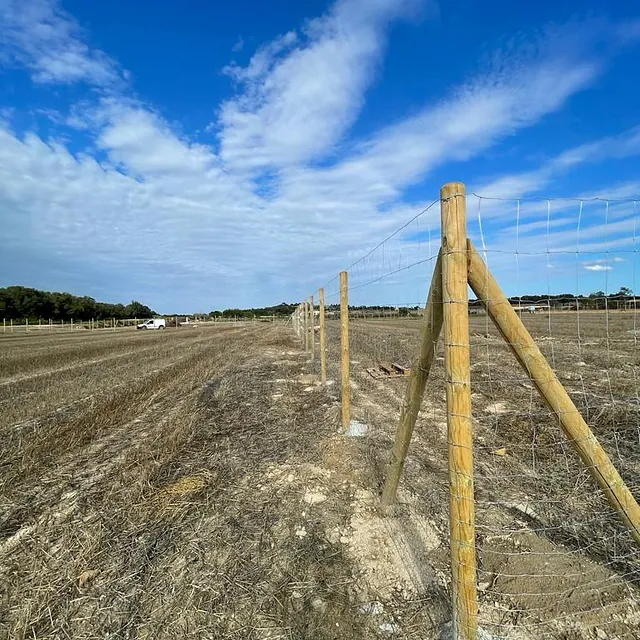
[1,314,638,639]
[318,312,640,639]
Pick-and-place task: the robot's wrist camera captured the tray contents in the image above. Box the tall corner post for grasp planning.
[441,182,478,640]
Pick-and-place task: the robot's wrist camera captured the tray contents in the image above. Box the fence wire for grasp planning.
[470,194,639,639]
[293,190,640,640]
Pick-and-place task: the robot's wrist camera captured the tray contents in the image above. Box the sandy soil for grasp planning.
[0,315,638,639]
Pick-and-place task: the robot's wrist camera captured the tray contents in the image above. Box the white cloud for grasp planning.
[94,100,219,178]
[274,18,637,214]
[0,0,122,86]
[218,0,425,169]
[584,264,613,271]
[476,127,640,199]
[231,36,244,53]
[586,257,625,265]
[0,1,639,309]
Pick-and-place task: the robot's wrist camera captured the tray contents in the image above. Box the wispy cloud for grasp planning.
[231,36,244,53]
[587,257,625,264]
[279,18,635,212]
[476,127,640,199]
[0,0,123,86]
[0,0,639,308]
[94,100,219,178]
[581,257,624,272]
[218,0,426,169]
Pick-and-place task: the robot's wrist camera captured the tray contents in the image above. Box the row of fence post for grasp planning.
[331,182,640,640]
[292,272,351,433]
[291,180,640,640]
[287,187,493,639]
[2,318,125,333]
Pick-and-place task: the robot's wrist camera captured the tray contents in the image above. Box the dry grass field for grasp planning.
[0,314,638,639]
[338,311,640,638]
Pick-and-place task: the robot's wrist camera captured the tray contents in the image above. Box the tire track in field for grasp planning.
[0,332,162,377]
[0,379,205,552]
[0,326,265,542]
[1,332,236,433]
[0,332,237,428]
[0,331,222,387]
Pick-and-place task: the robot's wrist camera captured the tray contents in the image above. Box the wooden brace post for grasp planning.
[381,249,444,510]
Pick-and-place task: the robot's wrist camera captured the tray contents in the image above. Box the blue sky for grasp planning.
[1,0,639,312]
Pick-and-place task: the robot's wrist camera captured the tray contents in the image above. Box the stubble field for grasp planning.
[0,313,638,639]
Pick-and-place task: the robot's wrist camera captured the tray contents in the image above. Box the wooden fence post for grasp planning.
[381,250,444,510]
[303,301,309,351]
[340,271,350,432]
[466,239,640,545]
[319,288,327,385]
[441,182,477,640]
[309,295,315,360]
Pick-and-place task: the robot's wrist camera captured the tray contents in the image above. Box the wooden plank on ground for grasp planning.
[391,363,410,376]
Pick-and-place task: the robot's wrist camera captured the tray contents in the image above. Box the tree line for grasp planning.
[209,303,297,319]
[209,289,636,319]
[3,285,633,324]
[499,287,634,310]
[0,286,155,321]
[208,303,409,318]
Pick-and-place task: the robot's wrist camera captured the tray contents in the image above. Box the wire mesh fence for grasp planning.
[469,193,640,639]
[291,184,639,640]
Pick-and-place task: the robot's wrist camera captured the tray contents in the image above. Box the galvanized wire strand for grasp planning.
[317,198,440,295]
[297,190,640,640]
[469,192,640,639]
[472,193,640,203]
[349,254,439,293]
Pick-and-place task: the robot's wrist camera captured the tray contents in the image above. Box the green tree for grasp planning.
[0,286,155,321]
[125,300,155,318]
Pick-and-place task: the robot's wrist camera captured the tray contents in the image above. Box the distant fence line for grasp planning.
[0,314,271,334]
[1,317,136,333]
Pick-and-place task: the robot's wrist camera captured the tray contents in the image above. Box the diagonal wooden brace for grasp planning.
[467,239,640,546]
[381,249,443,510]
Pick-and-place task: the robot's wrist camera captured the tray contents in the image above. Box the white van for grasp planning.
[137,318,166,330]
